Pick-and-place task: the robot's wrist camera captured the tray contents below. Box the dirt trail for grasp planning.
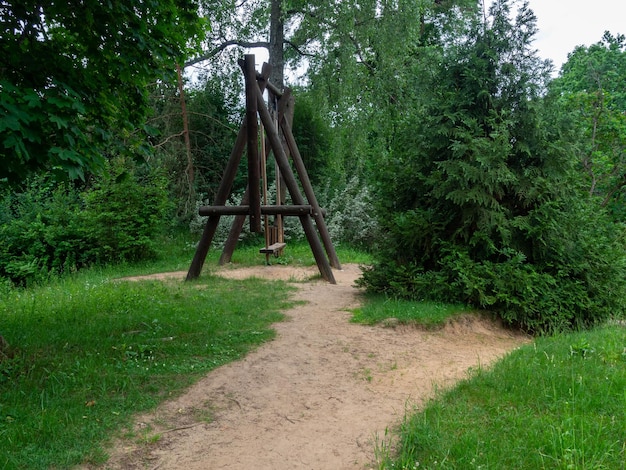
[94,263,529,470]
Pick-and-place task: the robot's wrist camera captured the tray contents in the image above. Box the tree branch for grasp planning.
[284,40,316,58]
[184,40,270,67]
[601,175,625,207]
[349,34,375,72]
[153,130,187,148]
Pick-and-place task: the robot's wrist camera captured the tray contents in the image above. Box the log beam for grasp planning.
[199,205,318,216]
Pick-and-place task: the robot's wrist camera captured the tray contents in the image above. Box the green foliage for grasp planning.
[80,158,173,264]
[549,32,626,221]
[363,198,624,333]
[382,326,626,469]
[319,176,381,250]
[360,0,626,332]
[0,80,102,183]
[0,159,171,285]
[149,76,240,222]
[1,0,207,184]
[0,267,293,468]
[0,177,87,284]
[291,91,333,186]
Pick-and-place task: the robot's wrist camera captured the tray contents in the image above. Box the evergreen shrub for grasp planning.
[358,0,626,333]
[0,158,171,285]
[80,158,171,263]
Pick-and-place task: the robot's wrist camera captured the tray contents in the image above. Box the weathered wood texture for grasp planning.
[186,122,247,280]
[186,55,339,283]
[244,55,261,232]
[199,205,317,216]
[259,242,287,255]
[278,92,341,270]
[253,83,335,284]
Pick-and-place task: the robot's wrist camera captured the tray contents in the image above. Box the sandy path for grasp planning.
[95,263,529,469]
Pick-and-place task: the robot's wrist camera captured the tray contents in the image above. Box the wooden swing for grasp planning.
[186,55,340,283]
[258,120,286,262]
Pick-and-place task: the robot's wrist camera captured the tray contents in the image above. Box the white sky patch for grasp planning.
[495,0,626,73]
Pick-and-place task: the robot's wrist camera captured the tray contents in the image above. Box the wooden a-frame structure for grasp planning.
[186,55,341,283]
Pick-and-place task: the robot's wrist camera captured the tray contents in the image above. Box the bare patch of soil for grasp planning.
[92,264,529,469]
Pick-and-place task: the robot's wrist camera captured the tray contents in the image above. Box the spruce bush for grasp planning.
[358,0,626,333]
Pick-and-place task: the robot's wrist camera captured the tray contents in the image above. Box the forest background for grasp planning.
[1,0,625,333]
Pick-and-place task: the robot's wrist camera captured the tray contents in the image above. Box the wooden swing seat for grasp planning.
[260,242,287,256]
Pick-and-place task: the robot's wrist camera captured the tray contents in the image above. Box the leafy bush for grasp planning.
[188,176,380,252]
[80,158,172,263]
[0,159,171,285]
[0,177,87,284]
[291,91,334,186]
[319,176,380,250]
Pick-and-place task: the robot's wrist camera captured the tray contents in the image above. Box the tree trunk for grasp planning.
[176,64,195,214]
[269,0,284,89]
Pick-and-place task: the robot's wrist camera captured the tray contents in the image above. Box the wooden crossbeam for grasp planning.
[199,205,317,216]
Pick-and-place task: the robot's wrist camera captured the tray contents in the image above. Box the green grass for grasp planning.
[150,232,374,270]
[0,236,369,469]
[7,236,623,470]
[379,325,626,469]
[0,268,294,468]
[351,294,468,328]
[214,236,374,268]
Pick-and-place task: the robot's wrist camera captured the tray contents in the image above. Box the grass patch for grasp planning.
[80,233,373,281]
[214,238,374,268]
[0,270,294,469]
[0,235,369,469]
[351,294,467,329]
[379,325,626,469]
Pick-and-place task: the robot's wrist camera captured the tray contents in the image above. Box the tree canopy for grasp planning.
[0,0,206,185]
[359,0,625,332]
[549,32,626,219]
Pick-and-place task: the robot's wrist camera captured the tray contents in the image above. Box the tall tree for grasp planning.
[186,1,473,183]
[0,0,206,185]
[286,0,474,178]
[360,0,625,332]
[549,32,626,219]
[148,75,241,220]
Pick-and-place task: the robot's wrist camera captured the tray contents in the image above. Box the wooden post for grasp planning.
[199,205,317,216]
[220,61,273,266]
[279,104,342,270]
[254,84,336,284]
[244,55,261,232]
[218,188,249,265]
[273,89,287,250]
[186,122,247,280]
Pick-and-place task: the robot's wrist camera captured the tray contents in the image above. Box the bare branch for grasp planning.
[284,40,316,58]
[153,130,187,148]
[184,40,270,67]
